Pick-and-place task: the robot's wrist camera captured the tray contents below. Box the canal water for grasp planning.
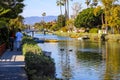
[34,33,120,80]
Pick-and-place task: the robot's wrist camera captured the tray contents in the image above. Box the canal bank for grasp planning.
[54,32,120,42]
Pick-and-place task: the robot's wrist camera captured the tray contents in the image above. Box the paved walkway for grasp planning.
[0,48,28,80]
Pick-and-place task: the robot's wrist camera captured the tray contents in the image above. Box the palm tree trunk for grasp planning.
[60,5,62,15]
[64,0,67,20]
[101,13,104,28]
[67,0,69,19]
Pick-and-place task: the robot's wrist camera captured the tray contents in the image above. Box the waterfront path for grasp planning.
[0,48,28,80]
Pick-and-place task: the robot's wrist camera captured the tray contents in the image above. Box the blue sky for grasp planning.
[21,0,87,17]
[20,0,120,17]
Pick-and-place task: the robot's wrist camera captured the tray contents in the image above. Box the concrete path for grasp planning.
[0,49,28,80]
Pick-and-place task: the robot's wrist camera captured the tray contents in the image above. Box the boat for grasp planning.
[33,37,44,43]
[44,39,58,43]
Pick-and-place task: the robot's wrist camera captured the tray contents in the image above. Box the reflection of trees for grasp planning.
[104,42,120,80]
[59,41,72,80]
[62,51,71,79]
[76,51,103,67]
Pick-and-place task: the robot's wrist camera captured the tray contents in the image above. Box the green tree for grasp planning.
[56,0,64,15]
[34,23,43,31]
[57,15,66,29]
[93,6,104,28]
[66,19,74,31]
[0,0,24,19]
[108,5,120,33]
[85,0,91,7]
[0,0,25,27]
[98,0,118,31]
[9,15,25,30]
[74,8,103,29]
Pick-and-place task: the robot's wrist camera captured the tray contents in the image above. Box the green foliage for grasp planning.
[22,37,42,55]
[9,15,25,30]
[0,27,9,45]
[2,0,24,18]
[66,19,74,31]
[22,37,55,80]
[57,15,66,29]
[34,22,44,31]
[22,36,56,80]
[60,27,68,32]
[0,0,25,26]
[74,8,102,29]
[0,20,6,28]
[89,28,98,33]
[50,24,59,31]
[25,53,55,78]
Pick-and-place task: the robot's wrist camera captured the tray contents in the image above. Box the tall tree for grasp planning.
[71,2,82,19]
[57,15,66,28]
[62,0,73,20]
[85,0,91,7]
[98,0,118,32]
[92,0,98,6]
[56,0,64,15]
[42,12,46,22]
[108,5,120,33]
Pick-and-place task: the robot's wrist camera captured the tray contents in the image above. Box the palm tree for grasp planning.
[56,0,64,15]
[85,0,91,8]
[63,0,68,20]
[42,12,46,34]
[91,0,98,7]
[63,0,73,20]
[42,12,46,22]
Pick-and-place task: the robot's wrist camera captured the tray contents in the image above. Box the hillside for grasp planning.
[24,16,57,25]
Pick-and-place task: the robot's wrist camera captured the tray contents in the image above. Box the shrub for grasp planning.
[25,52,55,78]
[22,36,56,80]
[89,28,98,33]
[22,36,42,55]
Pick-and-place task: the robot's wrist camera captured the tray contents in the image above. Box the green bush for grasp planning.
[22,36,56,80]
[22,37,42,55]
[25,53,55,78]
[89,28,98,33]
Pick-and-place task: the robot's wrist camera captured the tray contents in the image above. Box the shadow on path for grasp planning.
[0,47,28,80]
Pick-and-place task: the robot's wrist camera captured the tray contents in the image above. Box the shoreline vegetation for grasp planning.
[54,31,120,42]
[22,36,60,80]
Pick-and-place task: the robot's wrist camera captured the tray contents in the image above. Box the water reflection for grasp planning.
[60,49,71,80]
[37,35,120,80]
[103,42,120,80]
